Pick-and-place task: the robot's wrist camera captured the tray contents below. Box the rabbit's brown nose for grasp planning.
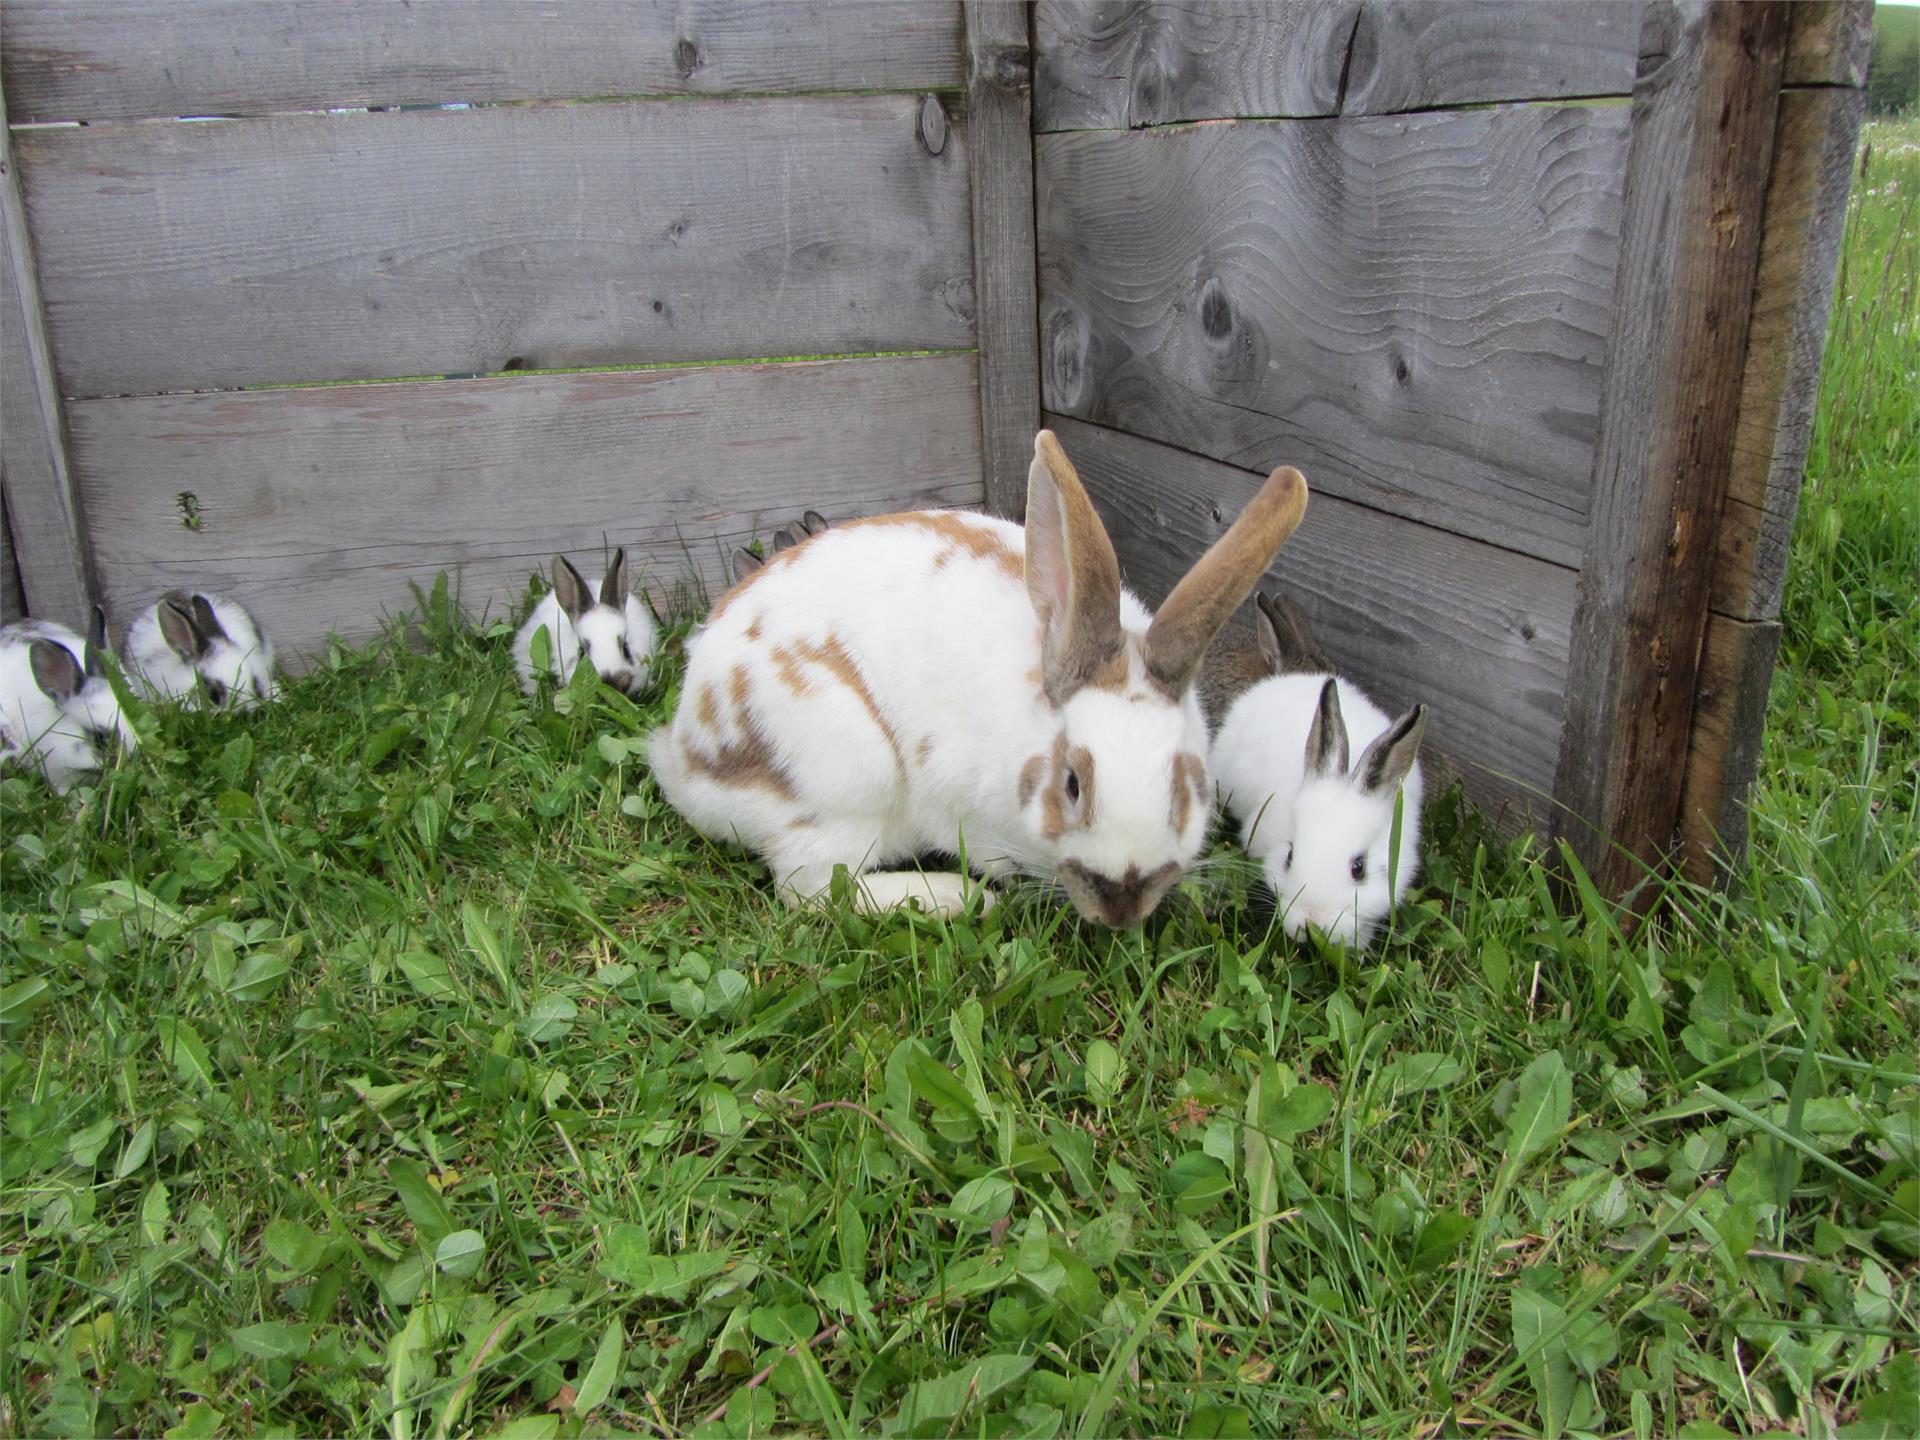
[1058,858,1182,928]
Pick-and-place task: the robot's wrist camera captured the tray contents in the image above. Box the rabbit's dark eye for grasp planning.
[205,679,229,708]
[1063,768,1081,804]
[619,638,634,663]
[252,676,268,700]
[1349,855,1367,884]
[1284,843,1294,870]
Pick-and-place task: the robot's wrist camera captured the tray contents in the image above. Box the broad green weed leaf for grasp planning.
[573,1317,623,1415]
[906,1048,980,1127]
[462,902,518,1002]
[0,976,51,1027]
[950,1174,1015,1226]
[388,1159,456,1246]
[1084,1040,1122,1105]
[397,948,458,1000]
[1506,1051,1571,1168]
[140,1179,170,1247]
[1271,1082,1334,1136]
[226,950,290,1002]
[435,1229,486,1279]
[1184,1406,1256,1438]
[115,1119,155,1179]
[155,1018,215,1090]
[892,1353,1034,1432]
[264,1217,329,1274]
[1410,1211,1473,1274]
[1512,1286,1574,1440]
[520,993,576,1044]
[230,1320,314,1360]
[485,1417,557,1440]
[749,1302,817,1345]
[1378,1052,1466,1095]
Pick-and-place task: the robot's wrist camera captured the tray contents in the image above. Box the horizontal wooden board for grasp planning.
[18,94,976,398]
[1034,1,1644,130]
[1037,104,1629,570]
[68,355,985,663]
[1,0,964,122]
[1046,415,1575,832]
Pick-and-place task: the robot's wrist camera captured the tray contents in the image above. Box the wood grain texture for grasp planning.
[0,0,964,123]
[1553,1,1789,900]
[1710,85,1866,622]
[1678,614,1782,883]
[1783,0,1873,87]
[967,1,1041,521]
[1036,103,1629,570]
[0,500,22,623]
[1046,415,1574,831]
[67,355,985,664]
[0,74,92,622]
[17,95,976,398]
[1033,1,1644,130]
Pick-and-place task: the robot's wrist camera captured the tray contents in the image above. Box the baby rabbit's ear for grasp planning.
[1254,591,1323,674]
[1355,705,1428,796]
[86,605,110,676]
[732,547,765,583]
[29,639,85,703]
[772,527,799,552]
[601,548,630,607]
[1304,677,1350,779]
[552,557,592,622]
[190,594,231,644]
[1025,430,1124,704]
[158,591,207,661]
[800,510,830,536]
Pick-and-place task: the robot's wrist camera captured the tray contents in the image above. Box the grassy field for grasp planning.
[2,125,1915,1440]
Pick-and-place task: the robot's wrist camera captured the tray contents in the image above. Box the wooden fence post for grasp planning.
[1,71,94,621]
[966,1,1040,519]
[1552,0,1791,900]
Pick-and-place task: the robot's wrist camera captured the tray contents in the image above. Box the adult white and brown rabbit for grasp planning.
[513,549,658,697]
[0,607,137,790]
[1207,591,1428,948]
[650,430,1307,925]
[126,590,279,709]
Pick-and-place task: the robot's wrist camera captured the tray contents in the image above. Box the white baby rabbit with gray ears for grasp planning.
[650,430,1308,925]
[127,590,279,709]
[0,607,137,791]
[1207,592,1428,949]
[513,549,657,697]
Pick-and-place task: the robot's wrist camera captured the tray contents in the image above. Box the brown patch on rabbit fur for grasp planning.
[679,665,797,799]
[769,633,905,775]
[1169,750,1208,834]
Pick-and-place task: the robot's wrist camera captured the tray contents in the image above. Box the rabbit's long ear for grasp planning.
[190,594,230,644]
[552,557,592,621]
[158,591,207,661]
[1255,591,1323,674]
[601,548,629,607]
[1354,704,1427,796]
[800,510,830,536]
[732,547,764,583]
[1025,430,1123,704]
[1304,677,1349,779]
[86,605,109,676]
[1146,467,1307,697]
[29,639,85,703]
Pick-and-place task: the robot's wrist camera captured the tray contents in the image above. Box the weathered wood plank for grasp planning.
[0,72,91,621]
[1783,0,1873,87]
[1036,103,1629,570]
[67,356,984,664]
[967,1,1041,521]
[0,492,25,624]
[1711,84,1866,622]
[1553,1,1789,900]
[1678,614,1782,883]
[17,95,976,398]
[0,1,964,123]
[1033,1,1645,130]
[1046,415,1575,831]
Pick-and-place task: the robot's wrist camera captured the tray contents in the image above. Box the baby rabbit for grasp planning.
[0,607,138,791]
[126,591,279,709]
[513,549,657,697]
[652,431,1307,925]
[1207,592,1428,948]
[732,510,831,583]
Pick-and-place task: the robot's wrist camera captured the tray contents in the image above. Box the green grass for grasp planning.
[3,130,1917,1440]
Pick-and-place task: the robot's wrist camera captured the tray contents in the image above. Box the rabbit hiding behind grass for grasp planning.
[513,549,658,697]
[0,607,136,791]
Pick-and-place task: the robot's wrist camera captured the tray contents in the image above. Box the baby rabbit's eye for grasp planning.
[1349,855,1367,884]
[205,679,229,707]
[1063,768,1081,804]
[619,638,634,663]
[252,676,267,700]
[1284,843,1294,870]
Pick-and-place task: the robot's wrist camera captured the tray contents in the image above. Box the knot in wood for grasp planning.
[918,94,949,157]
[969,44,1031,90]
[674,37,702,79]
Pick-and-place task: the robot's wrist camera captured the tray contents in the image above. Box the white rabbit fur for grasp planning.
[0,611,137,791]
[649,430,1307,926]
[513,549,658,697]
[127,591,279,709]
[1211,669,1426,949]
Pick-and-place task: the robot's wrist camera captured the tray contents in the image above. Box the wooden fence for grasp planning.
[0,1,1870,898]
